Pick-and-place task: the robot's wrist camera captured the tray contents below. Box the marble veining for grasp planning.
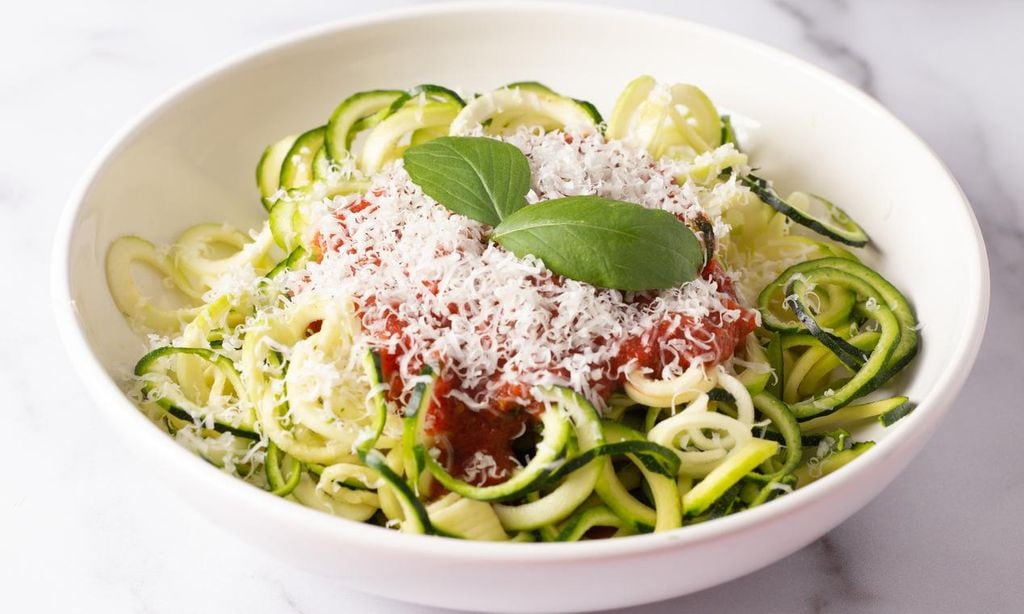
[772,0,877,95]
[280,586,309,614]
[3,1,1022,613]
[807,536,874,614]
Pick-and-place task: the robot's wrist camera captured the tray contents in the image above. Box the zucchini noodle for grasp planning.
[106,76,920,540]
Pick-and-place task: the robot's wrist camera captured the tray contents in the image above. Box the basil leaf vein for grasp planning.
[403,136,531,226]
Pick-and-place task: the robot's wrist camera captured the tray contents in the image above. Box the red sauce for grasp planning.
[312,198,377,261]
[320,200,757,487]
[610,261,757,377]
[425,375,532,488]
[384,260,754,487]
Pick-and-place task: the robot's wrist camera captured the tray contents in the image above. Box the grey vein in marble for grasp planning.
[772,0,877,95]
[808,536,874,614]
[279,586,310,614]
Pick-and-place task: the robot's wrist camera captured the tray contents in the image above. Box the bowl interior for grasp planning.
[55,4,987,610]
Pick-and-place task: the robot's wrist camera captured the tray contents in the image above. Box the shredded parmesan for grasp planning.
[461,451,511,485]
[291,129,746,409]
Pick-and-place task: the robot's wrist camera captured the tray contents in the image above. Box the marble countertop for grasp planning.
[3,0,1022,612]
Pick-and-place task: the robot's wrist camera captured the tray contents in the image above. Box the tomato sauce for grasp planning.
[320,200,757,488]
[610,261,757,377]
[377,260,754,487]
[425,375,531,487]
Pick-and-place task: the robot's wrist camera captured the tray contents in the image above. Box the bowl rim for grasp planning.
[51,0,990,563]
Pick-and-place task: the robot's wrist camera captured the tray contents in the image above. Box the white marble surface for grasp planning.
[3,0,1022,612]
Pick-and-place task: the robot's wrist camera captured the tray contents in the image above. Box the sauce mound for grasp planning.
[301,130,757,486]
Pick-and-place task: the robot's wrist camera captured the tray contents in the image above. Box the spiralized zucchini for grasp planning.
[107,77,919,540]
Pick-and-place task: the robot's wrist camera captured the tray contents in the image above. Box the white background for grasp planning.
[3,1,1022,612]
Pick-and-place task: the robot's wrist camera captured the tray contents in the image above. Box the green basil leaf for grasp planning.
[492,196,703,291]
[403,136,531,226]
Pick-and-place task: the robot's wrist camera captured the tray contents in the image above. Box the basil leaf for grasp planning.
[492,196,703,290]
[403,136,531,226]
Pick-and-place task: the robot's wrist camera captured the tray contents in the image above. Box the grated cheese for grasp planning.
[292,129,746,410]
[461,450,511,485]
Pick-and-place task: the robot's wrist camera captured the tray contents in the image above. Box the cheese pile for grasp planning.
[293,128,744,409]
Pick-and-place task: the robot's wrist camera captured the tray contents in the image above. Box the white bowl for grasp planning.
[52,3,989,612]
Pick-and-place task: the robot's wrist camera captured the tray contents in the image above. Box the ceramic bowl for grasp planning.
[52,3,988,611]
